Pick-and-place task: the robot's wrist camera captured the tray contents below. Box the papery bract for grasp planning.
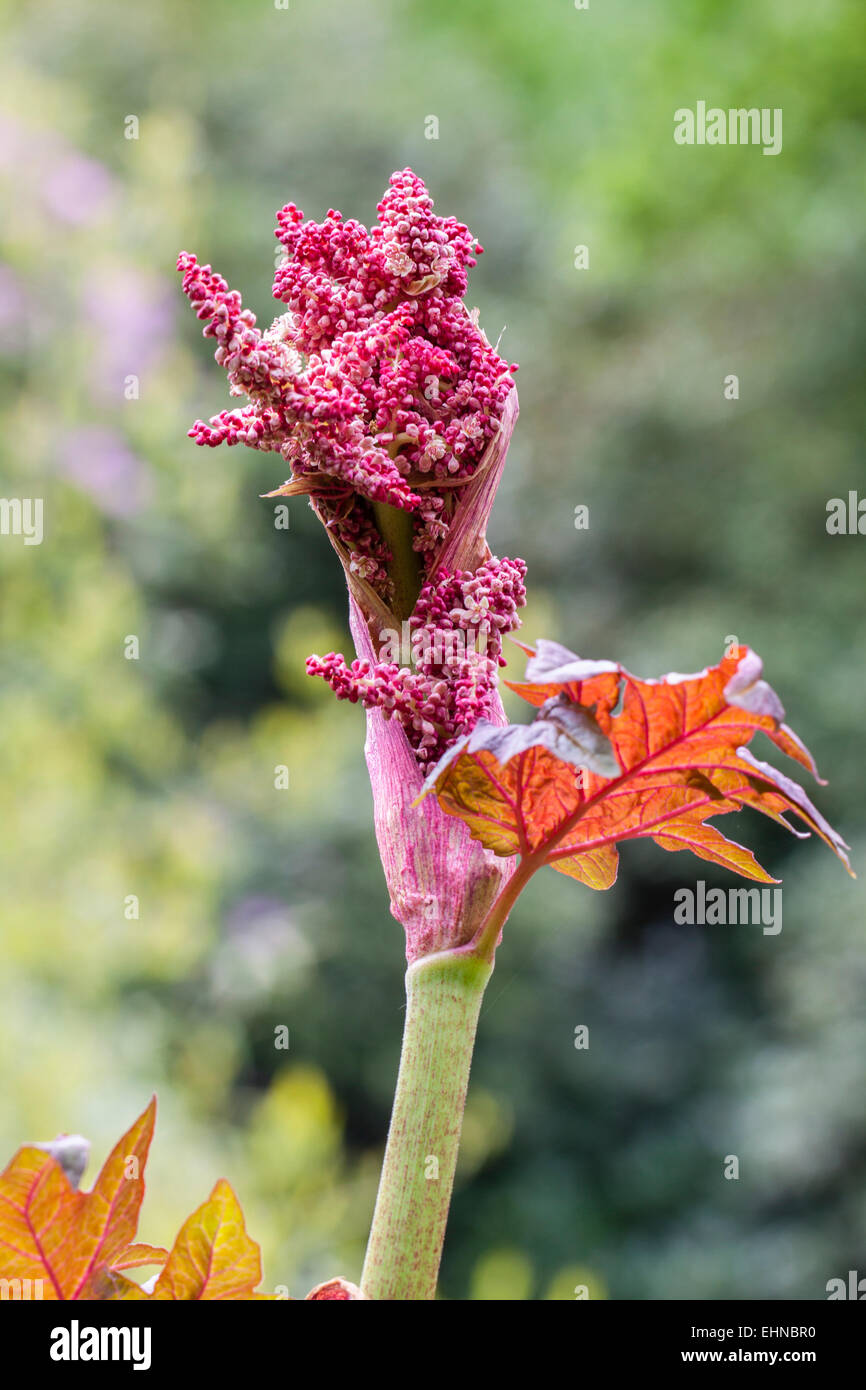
[349,596,516,962]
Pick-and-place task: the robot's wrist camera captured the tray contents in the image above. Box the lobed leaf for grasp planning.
[419,641,852,889]
[101,1180,269,1301]
[0,1098,158,1300]
[0,1100,271,1301]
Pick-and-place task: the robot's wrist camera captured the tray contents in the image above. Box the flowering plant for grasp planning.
[175,169,849,1299]
[0,168,847,1305]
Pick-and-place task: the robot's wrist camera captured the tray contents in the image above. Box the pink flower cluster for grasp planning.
[179,169,525,767]
[179,170,517,577]
[308,557,526,768]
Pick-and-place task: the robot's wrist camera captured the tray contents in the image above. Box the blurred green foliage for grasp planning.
[0,0,864,1299]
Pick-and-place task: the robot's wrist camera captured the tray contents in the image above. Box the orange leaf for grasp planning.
[0,1098,156,1300]
[105,1180,267,1301]
[420,641,852,888]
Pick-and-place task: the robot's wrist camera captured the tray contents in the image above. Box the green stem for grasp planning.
[360,948,493,1300]
[372,499,422,622]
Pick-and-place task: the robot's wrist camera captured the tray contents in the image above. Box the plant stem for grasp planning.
[372,499,422,622]
[471,852,542,962]
[360,948,493,1300]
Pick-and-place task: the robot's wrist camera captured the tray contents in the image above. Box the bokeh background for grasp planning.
[1,0,865,1300]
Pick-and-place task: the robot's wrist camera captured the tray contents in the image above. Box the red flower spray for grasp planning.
[179,169,526,960]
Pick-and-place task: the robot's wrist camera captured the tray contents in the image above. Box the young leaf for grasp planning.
[0,1099,161,1299]
[0,1102,272,1301]
[102,1179,270,1301]
[419,641,852,890]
